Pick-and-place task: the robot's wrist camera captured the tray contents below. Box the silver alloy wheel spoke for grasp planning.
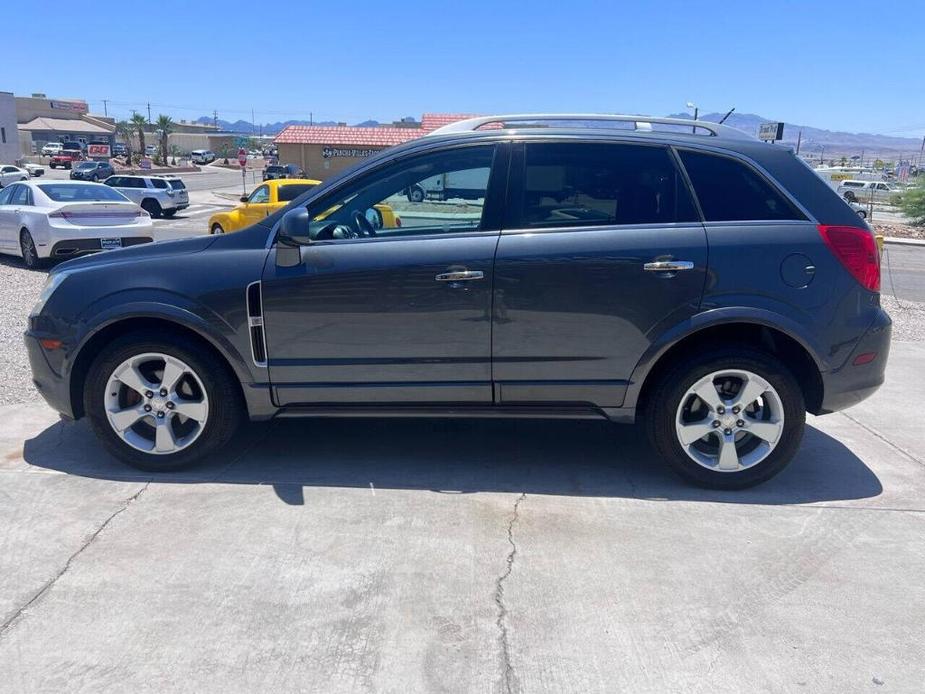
[675,368,785,474]
[104,352,209,456]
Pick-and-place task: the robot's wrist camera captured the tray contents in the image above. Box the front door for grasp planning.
[0,185,16,250]
[240,185,272,226]
[261,142,508,405]
[492,141,708,408]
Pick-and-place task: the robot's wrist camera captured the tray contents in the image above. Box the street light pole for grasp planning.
[686,101,698,134]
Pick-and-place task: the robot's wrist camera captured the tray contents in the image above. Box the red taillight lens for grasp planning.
[817,225,880,292]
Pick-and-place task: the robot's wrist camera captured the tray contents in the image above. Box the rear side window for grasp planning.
[516,143,698,228]
[277,183,317,202]
[679,150,804,222]
[168,179,186,190]
[151,178,168,189]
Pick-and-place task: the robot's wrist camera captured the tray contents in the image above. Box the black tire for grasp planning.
[644,348,805,490]
[844,192,857,203]
[162,209,177,218]
[141,199,162,218]
[84,331,244,472]
[49,163,55,170]
[210,224,224,235]
[19,230,43,270]
[408,185,425,203]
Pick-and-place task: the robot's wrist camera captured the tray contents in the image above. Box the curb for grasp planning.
[883,236,925,247]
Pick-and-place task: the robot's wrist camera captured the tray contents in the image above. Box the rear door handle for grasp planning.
[435,270,484,282]
[643,260,695,272]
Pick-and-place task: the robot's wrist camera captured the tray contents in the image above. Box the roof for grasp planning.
[420,113,480,132]
[18,116,113,134]
[274,125,422,147]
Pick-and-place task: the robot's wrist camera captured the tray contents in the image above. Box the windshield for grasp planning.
[39,184,129,202]
[267,166,285,173]
[76,162,97,169]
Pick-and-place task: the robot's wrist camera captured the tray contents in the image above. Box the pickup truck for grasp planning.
[406,167,491,202]
[48,146,84,170]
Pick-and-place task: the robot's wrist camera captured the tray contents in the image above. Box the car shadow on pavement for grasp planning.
[21,416,882,506]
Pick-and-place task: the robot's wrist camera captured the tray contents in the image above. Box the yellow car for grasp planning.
[209,179,321,235]
[208,178,401,235]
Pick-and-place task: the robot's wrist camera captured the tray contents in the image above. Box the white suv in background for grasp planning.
[103,175,189,218]
[836,179,903,203]
[41,142,64,157]
[190,150,216,165]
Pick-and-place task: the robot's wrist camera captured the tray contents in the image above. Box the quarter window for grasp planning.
[10,185,30,206]
[0,187,13,205]
[678,150,804,222]
[515,143,698,228]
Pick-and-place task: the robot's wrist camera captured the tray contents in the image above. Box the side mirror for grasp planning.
[278,207,312,246]
[240,195,249,203]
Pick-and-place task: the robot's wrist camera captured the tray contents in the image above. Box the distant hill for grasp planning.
[667,112,922,158]
[194,116,378,134]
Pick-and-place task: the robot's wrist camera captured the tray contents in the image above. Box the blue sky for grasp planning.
[7,0,924,137]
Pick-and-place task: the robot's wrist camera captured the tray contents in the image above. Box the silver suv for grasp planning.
[103,175,189,218]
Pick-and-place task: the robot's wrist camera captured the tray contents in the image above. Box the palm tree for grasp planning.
[130,113,148,157]
[155,114,173,165]
[115,120,134,163]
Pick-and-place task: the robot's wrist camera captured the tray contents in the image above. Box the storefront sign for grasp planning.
[50,100,88,113]
[758,122,785,142]
[322,146,380,159]
[87,143,111,158]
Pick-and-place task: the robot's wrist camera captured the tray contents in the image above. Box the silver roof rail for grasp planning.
[427,113,753,140]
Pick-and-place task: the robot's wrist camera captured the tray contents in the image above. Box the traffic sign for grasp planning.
[238,148,247,167]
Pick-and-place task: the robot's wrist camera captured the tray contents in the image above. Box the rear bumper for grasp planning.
[817,307,892,414]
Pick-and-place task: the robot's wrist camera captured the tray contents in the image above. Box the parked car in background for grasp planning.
[190,149,215,165]
[25,163,45,177]
[41,142,64,157]
[104,174,189,218]
[144,144,158,157]
[24,114,889,490]
[406,167,491,202]
[49,144,84,170]
[112,143,127,157]
[208,179,322,234]
[0,165,30,187]
[262,164,289,181]
[70,161,115,182]
[836,179,903,203]
[0,181,152,268]
[849,201,868,219]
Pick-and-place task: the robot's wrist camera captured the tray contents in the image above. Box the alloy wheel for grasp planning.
[674,369,784,472]
[104,352,210,455]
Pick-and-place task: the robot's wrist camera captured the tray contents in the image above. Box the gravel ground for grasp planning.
[0,257,46,406]
[0,255,920,408]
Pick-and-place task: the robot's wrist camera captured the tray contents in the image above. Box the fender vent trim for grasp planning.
[246,281,268,367]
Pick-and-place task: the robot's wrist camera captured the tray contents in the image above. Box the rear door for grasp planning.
[492,140,707,408]
[0,185,17,250]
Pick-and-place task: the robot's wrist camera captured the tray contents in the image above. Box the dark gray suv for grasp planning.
[25,115,890,489]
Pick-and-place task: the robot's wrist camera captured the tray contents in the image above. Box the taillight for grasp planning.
[817,224,880,292]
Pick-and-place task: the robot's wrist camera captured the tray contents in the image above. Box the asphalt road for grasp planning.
[882,243,925,303]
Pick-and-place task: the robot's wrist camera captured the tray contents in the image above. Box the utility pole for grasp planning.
[795,129,802,156]
[919,136,925,168]
[252,108,256,136]
[213,110,218,129]
[102,99,109,117]
[310,111,313,126]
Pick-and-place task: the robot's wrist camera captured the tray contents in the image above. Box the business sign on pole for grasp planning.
[87,143,111,158]
[758,122,785,142]
[50,99,88,114]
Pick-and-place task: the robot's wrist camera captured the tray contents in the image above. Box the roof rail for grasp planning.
[427,113,752,140]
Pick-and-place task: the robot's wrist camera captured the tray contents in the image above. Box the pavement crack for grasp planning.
[0,481,150,639]
[839,411,925,468]
[494,492,526,694]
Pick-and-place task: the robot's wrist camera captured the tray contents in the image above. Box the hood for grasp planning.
[54,234,218,274]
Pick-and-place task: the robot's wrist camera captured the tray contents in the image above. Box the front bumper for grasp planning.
[817,307,892,414]
[49,236,153,258]
[25,332,75,419]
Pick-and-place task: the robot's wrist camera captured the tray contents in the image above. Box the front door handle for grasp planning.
[435,270,484,282]
[643,260,695,272]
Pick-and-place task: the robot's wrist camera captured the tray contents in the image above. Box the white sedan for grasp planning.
[0,181,154,269]
[0,165,30,187]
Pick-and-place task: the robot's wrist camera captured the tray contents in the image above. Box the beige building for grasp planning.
[273,113,477,181]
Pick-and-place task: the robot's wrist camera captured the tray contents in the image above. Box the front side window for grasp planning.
[679,149,804,222]
[515,142,698,229]
[303,145,496,240]
[248,186,270,204]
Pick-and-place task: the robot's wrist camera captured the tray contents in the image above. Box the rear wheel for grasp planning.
[19,230,42,270]
[844,192,857,203]
[162,209,177,218]
[141,199,162,218]
[644,348,805,489]
[408,185,425,203]
[84,332,244,472]
[210,224,225,235]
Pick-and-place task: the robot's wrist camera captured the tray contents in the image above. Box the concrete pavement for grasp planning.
[0,343,923,692]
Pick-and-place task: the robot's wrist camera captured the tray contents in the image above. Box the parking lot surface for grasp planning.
[0,340,923,692]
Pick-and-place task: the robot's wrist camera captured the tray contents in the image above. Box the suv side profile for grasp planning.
[836,179,902,203]
[104,175,190,218]
[26,114,890,489]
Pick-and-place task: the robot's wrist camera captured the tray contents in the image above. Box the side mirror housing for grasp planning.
[277,207,312,246]
[240,195,249,203]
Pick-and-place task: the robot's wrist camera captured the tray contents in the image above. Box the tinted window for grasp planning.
[167,179,186,190]
[151,178,168,189]
[278,183,317,202]
[38,184,128,202]
[679,150,804,222]
[0,187,14,205]
[106,177,122,186]
[11,186,31,206]
[517,143,698,228]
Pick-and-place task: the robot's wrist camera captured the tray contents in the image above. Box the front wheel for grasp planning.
[644,348,805,489]
[210,224,225,235]
[84,332,244,472]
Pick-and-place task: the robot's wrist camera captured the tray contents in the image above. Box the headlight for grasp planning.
[31,272,70,317]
